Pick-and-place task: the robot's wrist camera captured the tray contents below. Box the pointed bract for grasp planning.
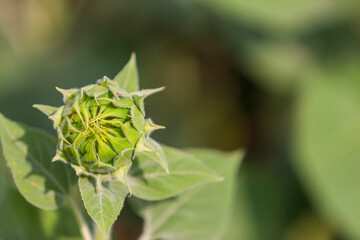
[134,136,153,157]
[82,84,108,97]
[131,105,145,131]
[143,138,169,173]
[133,94,145,114]
[97,76,119,88]
[113,53,139,93]
[49,106,64,128]
[132,86,165,98]
[71,164,93,177]
[52,149,68,163]
[112,162,133,194]
[144,119,165,138]
[33,104,58,117]
[55,87,79,103]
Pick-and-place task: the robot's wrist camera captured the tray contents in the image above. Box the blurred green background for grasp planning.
[1,0,360,239]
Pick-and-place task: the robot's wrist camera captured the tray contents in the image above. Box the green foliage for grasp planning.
[132,148,243,240]
[113,53,140,93]
[0,113,71,210]
[3,0,360,238]
[129,146,222,201]
[79,175,128,237]
[294,61,360,239]
[0,55,242,240]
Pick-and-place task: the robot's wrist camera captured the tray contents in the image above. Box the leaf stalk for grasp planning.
[68,197,94,240]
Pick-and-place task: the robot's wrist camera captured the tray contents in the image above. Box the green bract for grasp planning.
[34,77,165,178]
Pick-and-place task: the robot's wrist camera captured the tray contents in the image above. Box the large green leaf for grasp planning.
[78,175,128,238]
[132,148,243,240]
[294,61,360,239]
[129,145,222,201]
[113,53,140,93]
[0,113,72,210]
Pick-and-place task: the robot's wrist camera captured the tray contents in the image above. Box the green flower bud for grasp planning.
[34,76,165,176]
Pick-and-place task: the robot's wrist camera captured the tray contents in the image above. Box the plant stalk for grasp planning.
[94,225,111,240]
[68,197,94,240]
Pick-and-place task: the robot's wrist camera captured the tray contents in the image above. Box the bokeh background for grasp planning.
[1,0,360,239]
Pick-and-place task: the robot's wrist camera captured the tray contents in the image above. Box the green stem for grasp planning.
[137,208,152,240]
[94,225,111,240]
[68,197,94,240]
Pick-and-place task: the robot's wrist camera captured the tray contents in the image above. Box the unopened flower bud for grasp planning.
[34,77,165,176]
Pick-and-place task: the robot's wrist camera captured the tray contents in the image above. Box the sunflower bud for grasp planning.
[34,77,165,176]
